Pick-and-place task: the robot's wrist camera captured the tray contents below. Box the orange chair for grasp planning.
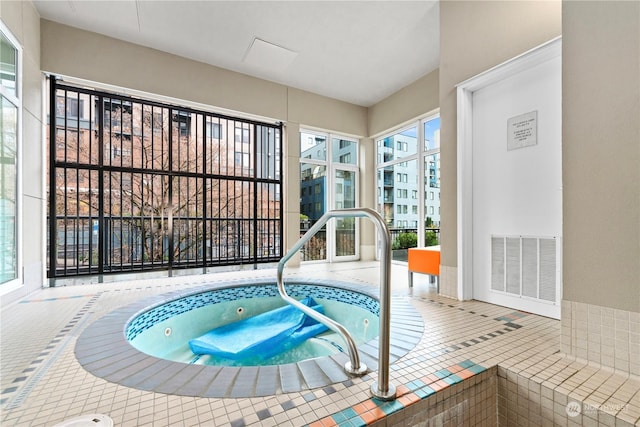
[408,246,440,290]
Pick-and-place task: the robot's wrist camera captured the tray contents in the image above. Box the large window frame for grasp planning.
[48,77,282,279]
[375,112,440,260]
[299,128,359,262]
[0,21,22,291]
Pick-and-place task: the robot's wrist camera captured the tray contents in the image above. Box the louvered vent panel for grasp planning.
[490,235,559,305]
[539,238,557,302]
[522,238,538,298]
[506,237,521,295]
[491,237,505,291]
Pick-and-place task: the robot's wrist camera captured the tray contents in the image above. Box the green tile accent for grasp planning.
[458,359,474,369]
[444,374,462,385]
[346,415,366,427]
[407,379,426,390]
[467,364,486,374]
[375,398,404,414]
[434,368,450,378]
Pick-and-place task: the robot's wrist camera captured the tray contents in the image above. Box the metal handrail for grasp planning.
[276,207,396,400]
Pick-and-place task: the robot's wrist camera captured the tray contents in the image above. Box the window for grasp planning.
[234,151,249,167]
[300,130,358,261]
[57,95,84,119]
[423,116,441,230]
[376,115,440,257]
[206,121,222,139]
[0,24,20,286]
[235,123,250,143]
[48,78,282,278]
[333,138,356,164]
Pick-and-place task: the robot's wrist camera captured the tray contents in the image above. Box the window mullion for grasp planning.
[417,122,426,247]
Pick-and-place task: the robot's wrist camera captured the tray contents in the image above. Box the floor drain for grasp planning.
[52,414,113,427]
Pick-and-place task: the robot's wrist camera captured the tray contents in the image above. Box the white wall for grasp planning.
[469,49,562,318]
[439,1,562,298]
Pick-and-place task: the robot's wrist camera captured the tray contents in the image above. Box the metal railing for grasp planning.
[276,208,397,400]
[48,78,283,279]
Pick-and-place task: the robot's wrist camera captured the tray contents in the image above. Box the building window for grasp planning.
[339,153,351,163]
[206,121,222,139]
[57,95,84,119]
[235,123,250,143]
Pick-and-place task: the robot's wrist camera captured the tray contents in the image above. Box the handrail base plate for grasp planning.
[371,382,397,401]
[345,361,368,377]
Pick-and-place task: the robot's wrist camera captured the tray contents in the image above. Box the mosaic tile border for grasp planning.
[416,298,527,356]
[75,278,423,398]
[126,283,379,341]
[301,360,490,427]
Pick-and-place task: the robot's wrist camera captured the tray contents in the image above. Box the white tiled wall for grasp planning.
[438,265,458,300]
[561,300,640,376]
[389,368,497,427]
[497,364,640,427]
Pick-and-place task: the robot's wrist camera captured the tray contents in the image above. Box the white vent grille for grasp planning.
[491,235,560,304]
[491,237,504,292]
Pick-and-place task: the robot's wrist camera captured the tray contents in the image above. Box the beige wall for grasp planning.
[439,1,562,294]
[367,69,439,138]
[41,20,287,121]
[40,20,368,137]
[562,1,640,312]
[0,1,44,305]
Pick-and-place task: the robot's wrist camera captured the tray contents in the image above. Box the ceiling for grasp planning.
[33,1,440,107]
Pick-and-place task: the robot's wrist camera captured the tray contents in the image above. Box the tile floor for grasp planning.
[0,261,638,426]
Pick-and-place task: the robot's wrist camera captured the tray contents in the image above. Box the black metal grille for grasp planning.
[47,77,282,279]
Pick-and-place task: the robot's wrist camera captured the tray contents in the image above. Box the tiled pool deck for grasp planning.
[1,261,638,426]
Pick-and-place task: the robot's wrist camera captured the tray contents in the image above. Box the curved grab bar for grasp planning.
[277,208,396,399]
